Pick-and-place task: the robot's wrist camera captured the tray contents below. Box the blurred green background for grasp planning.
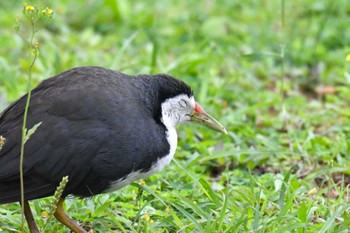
[1,0,350,232]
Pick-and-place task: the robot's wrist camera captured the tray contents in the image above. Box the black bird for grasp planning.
[0,66,227,232]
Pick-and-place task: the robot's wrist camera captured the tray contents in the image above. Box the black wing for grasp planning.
[0,67,169,203]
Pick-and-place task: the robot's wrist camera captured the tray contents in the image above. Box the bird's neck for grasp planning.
[160,110,178,161]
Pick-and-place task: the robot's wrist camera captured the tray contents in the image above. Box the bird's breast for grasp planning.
[104,127,177,193]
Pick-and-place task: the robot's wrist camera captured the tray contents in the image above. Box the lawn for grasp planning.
[1,0,350,232]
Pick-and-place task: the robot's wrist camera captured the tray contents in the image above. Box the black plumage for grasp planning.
[0,66,193,203]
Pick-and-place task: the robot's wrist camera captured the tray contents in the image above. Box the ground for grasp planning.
[0,0,350,232]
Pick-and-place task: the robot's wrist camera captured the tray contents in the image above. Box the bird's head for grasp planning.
[154,74,227,134]
[161,94,227,134]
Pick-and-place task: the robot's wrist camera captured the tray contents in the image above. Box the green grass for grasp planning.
[1,0,350,232]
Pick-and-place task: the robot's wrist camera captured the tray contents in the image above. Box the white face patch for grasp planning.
[160,94,195,128]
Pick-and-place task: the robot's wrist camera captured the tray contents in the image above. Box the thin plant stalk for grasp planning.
[280,0,286,100]
[19,19,38,232]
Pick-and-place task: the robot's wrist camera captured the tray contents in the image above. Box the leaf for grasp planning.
[0,135,5,151]
[24,121,42,144]
[319,204,350,233]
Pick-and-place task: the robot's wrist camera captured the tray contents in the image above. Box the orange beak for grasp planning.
[190,102,227,134]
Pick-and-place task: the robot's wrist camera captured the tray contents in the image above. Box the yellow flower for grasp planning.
[144,213,150,221]
[42,7,54,15]
[138,180,146,185]
[25,5,35,11]
[41,211,48,218]
[346,54,350,61]
[35,42,39,48]
[47,8,54,15]
[22,2,27,6]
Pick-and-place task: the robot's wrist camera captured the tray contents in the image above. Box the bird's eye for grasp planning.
[179,99,188,108]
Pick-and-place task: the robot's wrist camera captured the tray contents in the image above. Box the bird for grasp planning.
[0,66,227,233]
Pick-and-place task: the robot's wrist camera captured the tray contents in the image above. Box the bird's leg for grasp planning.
[54,197,87,233]
[22,200,40,233]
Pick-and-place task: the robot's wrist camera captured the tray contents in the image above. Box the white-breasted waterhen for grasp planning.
[0,66,227,232]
